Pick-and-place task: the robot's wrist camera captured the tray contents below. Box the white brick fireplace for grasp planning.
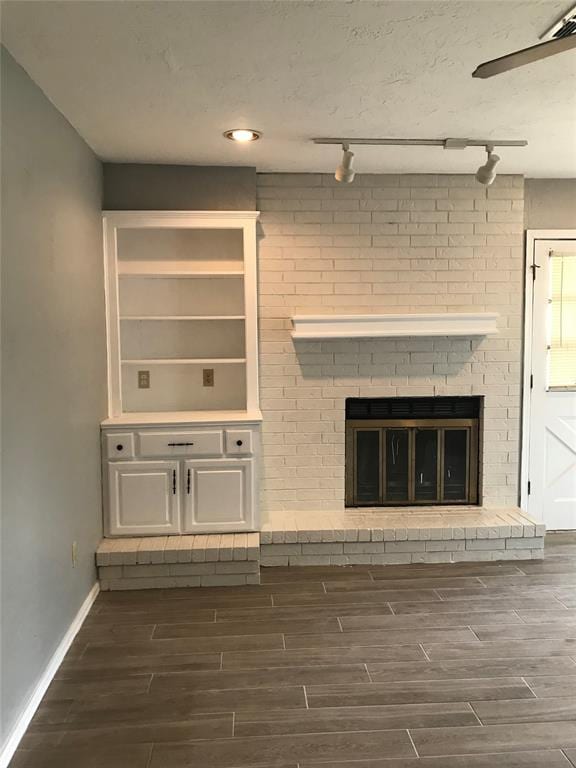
[95,172,540,588]
[257,172,524,517]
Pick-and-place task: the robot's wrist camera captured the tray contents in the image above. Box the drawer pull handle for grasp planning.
[172,470,177,495]
[236,440,243,447]
[168,442,195,447]
[187,468,191,494]
[116,444,124,451]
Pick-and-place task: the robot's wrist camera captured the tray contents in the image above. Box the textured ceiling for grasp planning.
[2,0,575,176]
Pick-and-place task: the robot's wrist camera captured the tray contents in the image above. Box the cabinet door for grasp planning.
[108,461,180,536]
[183,459,255,532]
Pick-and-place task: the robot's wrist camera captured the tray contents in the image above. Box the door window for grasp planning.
[548,251,576,390]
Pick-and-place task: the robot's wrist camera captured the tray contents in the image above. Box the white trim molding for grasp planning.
[0,582,100,768]
[291,312,500,340]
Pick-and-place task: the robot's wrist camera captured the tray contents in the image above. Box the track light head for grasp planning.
[476,147,501,185]
[335,145,355,183]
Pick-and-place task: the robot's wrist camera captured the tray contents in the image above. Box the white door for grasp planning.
[526,237,576,529]
[108,461,181,536]
[184,459,255,533]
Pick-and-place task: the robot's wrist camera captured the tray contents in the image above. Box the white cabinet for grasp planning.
[102,423,260,536]
[108,461,180,536]
[100,211,261,537]
[184,459,254,532]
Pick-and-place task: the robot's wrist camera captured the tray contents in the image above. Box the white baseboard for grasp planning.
[0,581,100,768]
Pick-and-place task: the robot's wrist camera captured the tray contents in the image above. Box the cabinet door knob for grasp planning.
[236,440,243,446]
[116,444,124,451]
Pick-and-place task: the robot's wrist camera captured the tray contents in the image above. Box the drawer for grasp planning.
[225,429,254,456]
[104,432,135,459]
[138,430,223,458]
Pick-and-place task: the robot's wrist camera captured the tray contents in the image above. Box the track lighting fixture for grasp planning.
[314,137,525,185]
[335,144,355,183]
[475,146,501,185]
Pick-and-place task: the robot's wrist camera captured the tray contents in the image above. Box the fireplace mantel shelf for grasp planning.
[291,312,500,340]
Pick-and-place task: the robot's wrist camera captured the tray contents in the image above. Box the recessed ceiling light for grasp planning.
[224,129,262,143]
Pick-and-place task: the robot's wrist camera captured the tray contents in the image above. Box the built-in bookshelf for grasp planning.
[103,211,260,418]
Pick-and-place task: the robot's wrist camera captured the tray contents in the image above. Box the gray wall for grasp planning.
[103,163,257,210]
[1,48,106,746]
[525,179,576,230]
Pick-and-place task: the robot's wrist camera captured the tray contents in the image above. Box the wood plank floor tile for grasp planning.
[472,624,576,641]
[424,638,576,660]
[473,697,576,724]
[517,609,576,624]
[153,617,341,639]
[435,586,560,600]
[520,561,576,573]
[306,678,533,708]
[59,714,233,746]
[149,664,370,695]
[43,676,152,702]
[67,686,306,725]
[234,702,479,736]
[524,676,576,698]
[148,730,416,767]
[9,744,153,768]
[81,634,285,660]
[369,564,525,580]
[74,625,155,642]
[260,566,373,583]
[367,657,576,682]
[215,603,395,622]
[284,627,479,649]
[481,575,576,587]
[55,652,222,680]
[299,751,573,768]
[273,589,441,606]
[323,577,485,592]
[390,597,560,614]
[97,593,273,610]
[411,722,576,757]
[341,610,522,631]
[82,608,216,625]
[222,644,427,669]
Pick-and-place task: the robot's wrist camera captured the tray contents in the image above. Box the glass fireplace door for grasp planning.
[346,420,478,506]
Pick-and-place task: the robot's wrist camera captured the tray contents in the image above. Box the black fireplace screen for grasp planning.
[345,397,481,507]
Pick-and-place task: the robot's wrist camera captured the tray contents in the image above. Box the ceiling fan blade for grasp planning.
[473,34,576,78]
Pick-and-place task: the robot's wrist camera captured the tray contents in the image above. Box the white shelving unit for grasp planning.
[101,211,261,536]
[103,211,260,416]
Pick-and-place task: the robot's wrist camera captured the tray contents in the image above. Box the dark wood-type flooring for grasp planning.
[11,533,576,767]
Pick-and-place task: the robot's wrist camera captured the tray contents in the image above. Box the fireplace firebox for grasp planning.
[345,397,481,507]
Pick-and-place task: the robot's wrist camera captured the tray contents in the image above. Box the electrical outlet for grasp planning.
[138,370,150,389]
[72,541,78,568]
[203,368,214,387]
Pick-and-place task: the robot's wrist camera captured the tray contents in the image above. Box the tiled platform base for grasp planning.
[96,508,544,589]
[260,507,545,566]
[96,533,260,591]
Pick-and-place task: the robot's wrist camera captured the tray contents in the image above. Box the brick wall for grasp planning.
[256,173,524,516]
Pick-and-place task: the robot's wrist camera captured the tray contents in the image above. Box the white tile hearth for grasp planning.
[96,533,261,590]
[260,507,544,566]
[95,508,544,589]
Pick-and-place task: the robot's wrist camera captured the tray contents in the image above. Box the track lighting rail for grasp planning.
[312,138,528,148]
